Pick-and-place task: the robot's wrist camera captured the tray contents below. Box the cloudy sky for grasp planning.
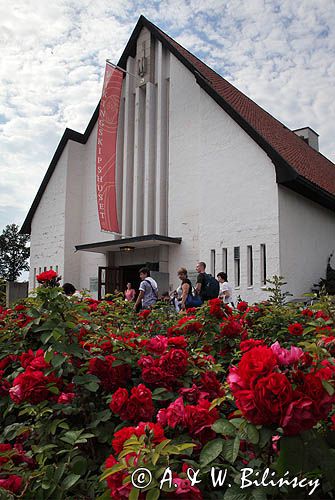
[0,0,334,233]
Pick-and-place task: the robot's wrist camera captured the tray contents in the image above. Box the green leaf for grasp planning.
[223,485,249,500]
[251,489,268,500]
[129,487,140,500]
[86,382,99,392]
[258,427,273,449]
[200,438,223,467]
[275,435,304,476]
[48,385,60,395]
[61,473,80,490]
[246,424,259,445]
[146,489,160,500]
[71,456,88,476]
[322,379,334,396]
[41,331,55,344]
[100,463,126,481]
[52,354,65,368]
[44,350,53,363]
[53,463,66,484]
[222,436,240,464]
[212,419,236,436]
[154,439,171,453]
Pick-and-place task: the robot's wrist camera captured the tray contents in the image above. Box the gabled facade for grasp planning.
[22,16,335,301]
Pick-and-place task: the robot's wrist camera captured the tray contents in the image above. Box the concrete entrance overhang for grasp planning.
[75,234,182,254]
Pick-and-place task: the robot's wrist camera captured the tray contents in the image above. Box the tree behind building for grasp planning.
[0,224,30,281]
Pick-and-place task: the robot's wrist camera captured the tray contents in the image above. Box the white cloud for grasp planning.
[0,0,334,233]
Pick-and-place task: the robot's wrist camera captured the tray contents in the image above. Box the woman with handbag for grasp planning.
[177,268,202,311]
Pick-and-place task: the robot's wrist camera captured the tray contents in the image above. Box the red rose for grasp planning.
[112,426,137,454]
[139,309,151,319]
[0,444,12,465]
[303,373,325,401]
[163,397,185,429]
[138,355,155,370]
[235,346,277,388]
[315,311,330,320]
[220,318,245,338]
[240,339,265,352]
[288,323,304,336]
[159,349,188,377]
[237,301,249,312]
[104,454,131,498]
[179,384,201,403]
[88,355,131,392]
[57,392,75,404]
[301,308,314,317]
[253,373,293,424]
[36,270,58,283]
[142,367,165,386]
[20,349,48,370]
[208,298,225,319]
[234,389,263,424]
[198,371,224,400]
[110,388,129,414]
[10,369,60,404]
[167,336,188,348]
[146,335,168,354]
[0,475,23,493]
[184,400,219,443]
[112,422,165,455]
[281,394,317,435]
[172,477,203,499]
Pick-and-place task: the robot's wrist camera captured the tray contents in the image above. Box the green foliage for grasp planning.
[0,282,334,498]
[264,275,292,307]
[0,223,30,281]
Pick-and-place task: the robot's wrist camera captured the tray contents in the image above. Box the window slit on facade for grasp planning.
[222,248,227,274]
[247,245,253,287]
[260,244,267,285]
[234,246,240,287]
[210,249,216,276]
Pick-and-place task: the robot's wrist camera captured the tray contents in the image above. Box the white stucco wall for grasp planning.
[62,125,107,293]
[168,55,280,302]
[278,185,335,297]
[29,143,68,289]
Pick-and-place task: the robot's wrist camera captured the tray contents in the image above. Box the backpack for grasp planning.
[203,273,220,299]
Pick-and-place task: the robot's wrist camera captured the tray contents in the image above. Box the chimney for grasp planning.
[293,127,319,151]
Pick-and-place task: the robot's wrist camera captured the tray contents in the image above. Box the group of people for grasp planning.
[126,262,234,312]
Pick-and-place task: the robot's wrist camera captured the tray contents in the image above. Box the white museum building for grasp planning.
[21,16,335,301]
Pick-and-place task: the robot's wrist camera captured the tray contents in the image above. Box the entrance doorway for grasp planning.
[98,263,159,300]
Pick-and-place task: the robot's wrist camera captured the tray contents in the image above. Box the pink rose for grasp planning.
[271,341,303,366]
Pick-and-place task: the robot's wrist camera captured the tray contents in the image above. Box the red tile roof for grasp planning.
[148,18,335,197]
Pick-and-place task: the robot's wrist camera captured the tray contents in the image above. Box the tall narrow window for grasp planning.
[56,265,59,274]
[50,266,53,270]
[234,246,240,287]
[222,248,227,274]
[247,245,253,287]
[38,267,41,274]
[44,266,47,272]
[33,268,36,288]
[210,249,216,276]
[260,244,267,285]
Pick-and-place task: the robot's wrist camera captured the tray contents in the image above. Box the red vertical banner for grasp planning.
[96,64,123,232]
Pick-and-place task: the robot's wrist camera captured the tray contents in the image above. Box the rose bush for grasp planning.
[0,274,334,498]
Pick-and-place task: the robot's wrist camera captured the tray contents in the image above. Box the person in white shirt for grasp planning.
[134,267,158,311]
[217,272,234,306]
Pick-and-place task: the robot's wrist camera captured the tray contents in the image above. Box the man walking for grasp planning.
[134,267,158,312]
[195,261,219,302]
